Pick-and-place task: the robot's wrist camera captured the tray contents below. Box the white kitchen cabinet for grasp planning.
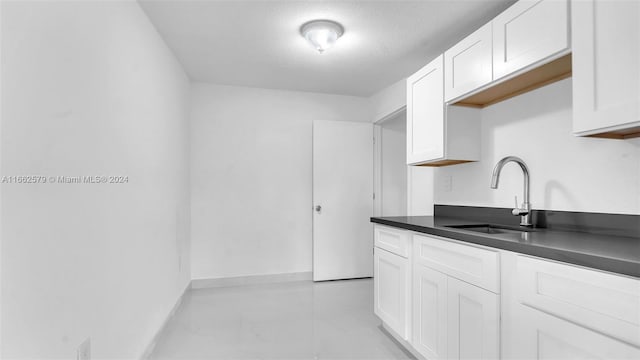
[492,0,570,80]
[444,23,493,102]
[407,55,480,166]
[502,253,640,359]
[374,225,640,360]
[516,255,640,348]
[447,277,500,360]
[407,55,445,164]
[516,305,640,359]
[412,234,500,360]
[413,233,500,293]
[374,225,410,258]
[572,0,640,138]
[412,263,448,360]
[373,247,411,340]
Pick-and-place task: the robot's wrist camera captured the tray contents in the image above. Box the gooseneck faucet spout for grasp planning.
[490,156,531,227]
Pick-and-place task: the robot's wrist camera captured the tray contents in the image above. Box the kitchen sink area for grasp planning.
[371,205,640,279]
[371,206,640,360]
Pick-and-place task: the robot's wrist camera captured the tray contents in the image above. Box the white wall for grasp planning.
[1,1,191,358]
[435,78,640,215]
[190,83,369,280]
[369,78,407,123]
[408,166,435,216]
[0,0,4,353]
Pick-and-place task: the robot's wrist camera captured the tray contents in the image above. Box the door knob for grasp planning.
[315,205,322,212]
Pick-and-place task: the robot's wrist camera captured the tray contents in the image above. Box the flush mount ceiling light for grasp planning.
[300,20,344,54]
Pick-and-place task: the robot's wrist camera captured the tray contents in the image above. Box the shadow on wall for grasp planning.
[483,81,572,129]
[480,77,572,175]
[440,79,574,206]
[436,77,640,215]
[543,180,583,214]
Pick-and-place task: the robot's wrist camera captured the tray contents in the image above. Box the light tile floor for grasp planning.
[150,278,414,359]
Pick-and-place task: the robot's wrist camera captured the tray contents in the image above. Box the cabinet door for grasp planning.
[447,277,500,360]
[412,264,447,360]
[572,0,640,135]
[444,23,493,102]
[492,0,569,79]
[373,248,410,340]
[516,304,640,359]
[407,55,444,165]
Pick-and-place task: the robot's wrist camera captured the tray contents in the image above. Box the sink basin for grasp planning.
[446,224,535,235]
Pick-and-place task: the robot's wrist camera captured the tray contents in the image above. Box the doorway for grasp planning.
[374,109,434,217]
[374,110,409,217]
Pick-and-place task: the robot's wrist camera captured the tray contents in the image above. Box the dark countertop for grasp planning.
[371,215,640,278]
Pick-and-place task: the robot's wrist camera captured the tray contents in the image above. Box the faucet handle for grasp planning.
[512,196,529,216]
[514,196,518,208]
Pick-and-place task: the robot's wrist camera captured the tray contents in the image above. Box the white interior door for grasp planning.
[313,120,373,281]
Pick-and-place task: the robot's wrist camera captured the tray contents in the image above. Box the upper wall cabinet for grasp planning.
[444,23,493,102]
[407,55,445,164]
[572,0,640,139]
[407,55,480,166]
[447,0,572,108]
[492,0,570,80]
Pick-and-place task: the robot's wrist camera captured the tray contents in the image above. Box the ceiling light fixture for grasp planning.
[300,20,344,54]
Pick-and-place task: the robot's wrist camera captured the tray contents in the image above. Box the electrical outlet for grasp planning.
[443,175,453,192]
[77,338,91,360]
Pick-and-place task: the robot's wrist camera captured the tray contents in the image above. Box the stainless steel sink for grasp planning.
[446,224,535,235]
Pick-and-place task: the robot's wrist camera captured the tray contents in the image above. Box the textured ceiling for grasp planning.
[139,0,515,96]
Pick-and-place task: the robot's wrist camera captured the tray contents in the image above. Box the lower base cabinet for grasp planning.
[412,263,500,360]
[505,254,640,359]
[412,264,448,359]
[373,226,640,360]
[514,305,640,359]
[447,277,499,360]
[373,247,410,340]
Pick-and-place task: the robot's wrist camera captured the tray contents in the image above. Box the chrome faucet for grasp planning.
[490,156,532,227]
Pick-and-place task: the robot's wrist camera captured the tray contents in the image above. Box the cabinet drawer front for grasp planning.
[374,225,410,258]
[413,234,500,293]
[444,23,493,102]
[493,0,569,79]
[517,255,640,347]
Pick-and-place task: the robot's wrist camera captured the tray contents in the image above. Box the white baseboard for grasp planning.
[139,281,190,360]
[380,322,423,360]
[191,271,313,289]
[139,272,312,358]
